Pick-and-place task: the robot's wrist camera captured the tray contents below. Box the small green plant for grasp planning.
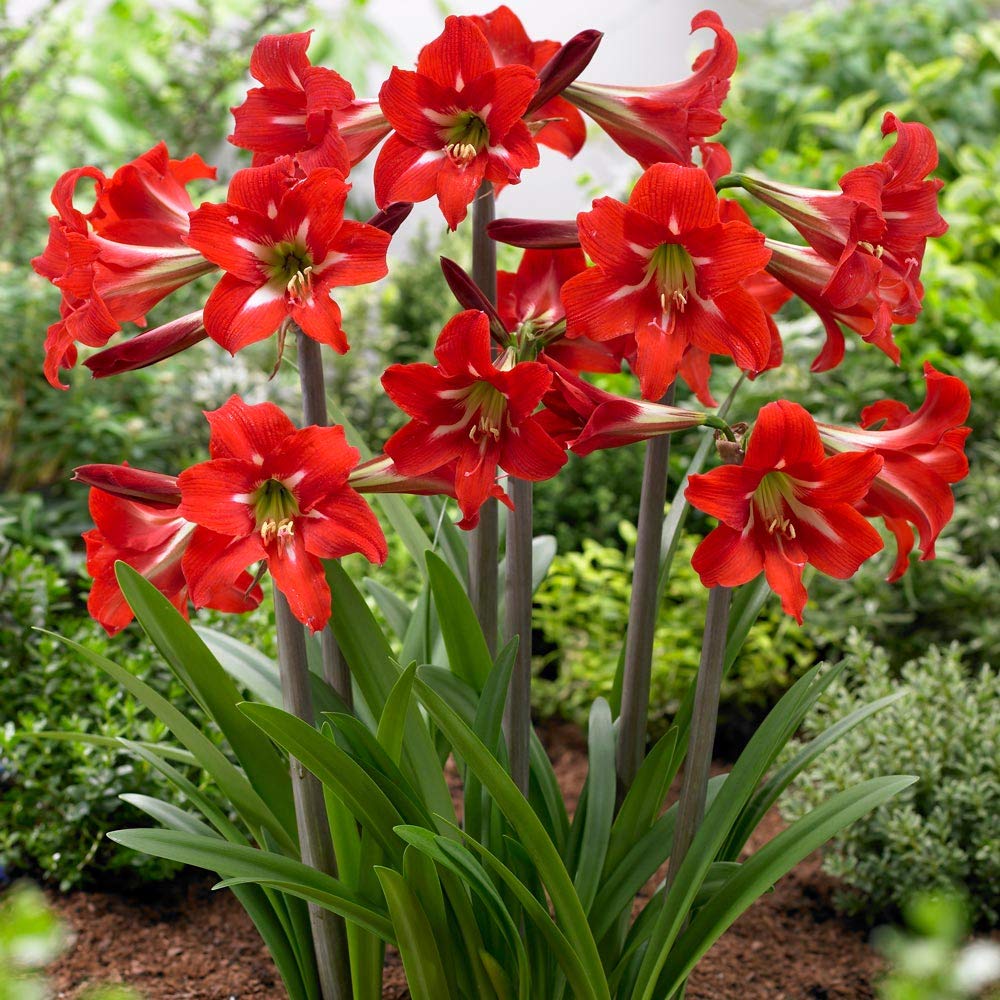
[785,633,1000,927]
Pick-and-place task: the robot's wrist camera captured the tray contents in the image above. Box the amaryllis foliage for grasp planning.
[686,400,885,623]
[177,396,387,632]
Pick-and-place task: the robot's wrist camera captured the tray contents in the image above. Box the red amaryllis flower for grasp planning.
[764,239,920,371]
[84,487,261,636]
[177,396,387,632]
[185,160,391,354]
[381,310,566,525]
[562,163,772,401]
[817,362,971,581]
[470,6,587,159]
[743,114,947,368]
[374,15,540,229]
[563,10,736,177]
[686,400,885,623]
[32,143,218,388]
[230,31,390,170]
[538,358,707,455]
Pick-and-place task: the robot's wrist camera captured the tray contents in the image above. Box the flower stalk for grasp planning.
[616,386,675,795]
[468,180,500,655]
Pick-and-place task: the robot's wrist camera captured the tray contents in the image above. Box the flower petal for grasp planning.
[204,395,297,462]
[303,490,388,564]
[203,273,288,353]
[745,400,825,471]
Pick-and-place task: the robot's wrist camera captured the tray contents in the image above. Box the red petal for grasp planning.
[462,65,539,141]
[250,32,314,90]
[687,220,770,296]
[562,268,641,343]
[384,418,465,477]
[177,459,259,536]
[762,546,809,624]
[576,197,664,278]
[185,203,270,282]
[495,361,552,422]
[434,309,495,377]
[881,516,916,583]
[272,169,350,260]
[794,502,883,580]
[745,400,825,471]
[230,90,308,163]
[374,134,444,209]
[453,437,502,523]
[303,491,388,564]
[203,274,287,353]
[204,395,297,462]
[319,219,391,287]
[266,424,358,510]
[437,157,487,230]
[183,530,265,609]
[499,415,567,481]
[484,119,540,184]
[382,362,461,425]
[267,532,330,632]
[291,287,348,354]
[378,68,450,147]
[416,16,494,91]
[796,451,883,506]
[629,163,720,234]
[634,316,690,401]
[685,465,760,529]
[691,525,764,589]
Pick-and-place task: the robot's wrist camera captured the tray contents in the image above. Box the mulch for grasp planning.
[45,721,883,999]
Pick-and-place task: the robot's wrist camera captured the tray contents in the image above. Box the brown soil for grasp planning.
[46,721,882,999]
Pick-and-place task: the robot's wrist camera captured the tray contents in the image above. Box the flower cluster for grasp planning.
[35,5,966,630]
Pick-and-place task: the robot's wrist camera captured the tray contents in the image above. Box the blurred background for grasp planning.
[0,0,997,932]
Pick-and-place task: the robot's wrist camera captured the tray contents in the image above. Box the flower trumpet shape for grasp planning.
[32,143,218,388]
[381,310,566,525]
[686,400,885,623]
[817,362,971,581]
[185,160,391,354]
[374,15,541,229]
[562,162,772,401]
[563,10,737,176]
[230,31,390,170]
[177,396,387,632]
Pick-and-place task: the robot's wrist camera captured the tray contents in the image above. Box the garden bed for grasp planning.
[44,723,883,999]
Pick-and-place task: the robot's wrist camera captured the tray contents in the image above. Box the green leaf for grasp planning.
[375,867,451,1000]
[194,626,283,707]
[427,550,492,692]
[108,828,394,940]
[24,731,196,765]
[377,662,418,766]
[120,793,215,838]
[413,674,611,1000]
[115,564,296,838]
[653,776,917,997]
[364,578,413,641]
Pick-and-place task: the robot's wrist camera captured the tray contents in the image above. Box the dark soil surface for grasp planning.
[46,721,882,999]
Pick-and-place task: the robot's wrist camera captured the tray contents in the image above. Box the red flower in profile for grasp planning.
[178,396,387,632]
[471,6,587,159]
[744,114,947,369]
[374,15,540,229]
[562,163,772,401]
[563,10,736,177]
[381,311,566,525]
[185,160,391,354]
[32,143,218,388]
[817,363,971,581]
[686,400,885,623]
[230,31,390,170]
[84,486,261,636]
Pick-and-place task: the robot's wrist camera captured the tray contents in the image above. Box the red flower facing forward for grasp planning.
[381,310,566,525]
[686,400,885,623]
[375,15,541,229]
[817,362,971,581]
[563,10,737,177]
[84,486,262,635]
[177,396,387,632]
[230,31,391,170]
[562,163,772,402]
[185,160,391,354]
[32,143,218,388]
[743,114,947,369]
[471,6,587,159]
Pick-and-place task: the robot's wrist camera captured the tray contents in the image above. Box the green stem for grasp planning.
[713,173,743,192]
[504,476,533,795]
[666,585,733,892]
[616,384,675,796]
[273,586,352,1000]
[468,180,499,655]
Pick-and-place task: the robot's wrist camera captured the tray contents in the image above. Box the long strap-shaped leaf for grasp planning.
[108,828,394,940]
[653,776,916,997]
[414,674,612,1000]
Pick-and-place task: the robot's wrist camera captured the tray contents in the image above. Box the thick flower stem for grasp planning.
[296,330,352,707]
[504,476,533,795]
[666,585,733,890]
[468,180,499,655]
[274,587,352,1000]
[616,386,675,796]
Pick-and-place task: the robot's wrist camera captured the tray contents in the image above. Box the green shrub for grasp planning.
[783,632,1000,927]
[531,520,815,741]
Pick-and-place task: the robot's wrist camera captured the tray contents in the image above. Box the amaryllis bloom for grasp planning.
[84,486,261,636]
[562,163,772,401]
[381,310,566,525]
[538,358,707,455]
[497,248,623,373]
[686,400,885,623]
[177,396,387,632]
[32,143,218,388]
[471,6,587,159]
[230,31,390,170]
[185,160,391,354]
[765,240,920,371]
[374,15,541,229]
[563,10,737,177]
[743,114,947,369]
[817,362,971,582]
